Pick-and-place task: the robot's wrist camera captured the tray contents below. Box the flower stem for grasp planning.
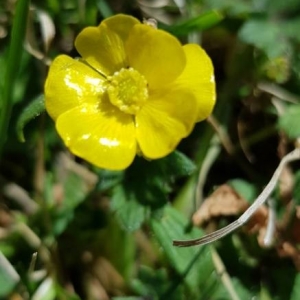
[173,148,300,247]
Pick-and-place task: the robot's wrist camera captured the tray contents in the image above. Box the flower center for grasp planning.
[107,68,148,114]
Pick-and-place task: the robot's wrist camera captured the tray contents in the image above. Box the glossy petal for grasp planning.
[171,44,216,121]
[56,102,137,170]
[75,25,126,76]
[75,15,139,75]
[45,55,106,121]
[136,89,198,159]
[102,14,140,43]
[125,24,186,89]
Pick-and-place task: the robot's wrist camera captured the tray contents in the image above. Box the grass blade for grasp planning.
[0,0,30,155]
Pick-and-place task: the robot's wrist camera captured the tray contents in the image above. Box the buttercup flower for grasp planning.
[45,14,216,170]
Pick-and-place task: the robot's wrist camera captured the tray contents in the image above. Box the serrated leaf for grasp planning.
[132,267,169,298]
[151,207,255,298]
[278,104,300,138]
[238,19,290,58]
[96,169,124,191]
[16,94,45,142]
[109,151,196,234]
[162,151,197,178]
[126,151,196,189]
[111,185,147,232]
[117,151,195,211]
[150,206,215,291]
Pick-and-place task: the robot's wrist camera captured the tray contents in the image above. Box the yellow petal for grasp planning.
[75,14,139,76]
[136,89,198,159]
[172,44,216,121]
[45,55,106,121]
[56,103,137,170]
[125,24,186,89]
[102,14,140,43]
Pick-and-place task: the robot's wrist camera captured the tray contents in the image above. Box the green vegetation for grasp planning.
[1,0,300,299]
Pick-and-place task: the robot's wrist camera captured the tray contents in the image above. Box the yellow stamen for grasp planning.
[107,68,148,115]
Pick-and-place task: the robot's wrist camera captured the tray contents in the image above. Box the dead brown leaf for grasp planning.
[246,205,269,247]
[279,166,294,200]
[192,184,249,226]
[277,241,300,270]
[91,257,125,296]
[193,184,270,247]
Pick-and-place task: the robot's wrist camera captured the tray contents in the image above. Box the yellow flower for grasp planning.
[45,14,216,170]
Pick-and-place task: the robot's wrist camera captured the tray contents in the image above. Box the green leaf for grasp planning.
[278,104,300,139]
[126,151,196,190]
[151,206,255,299]
[0,0,30,153]
[228,179,258,203]
[111,185,147,232]
[265,0,300,14]
[283,17,300,42]
[292,170,300,205]
[211,276,253,300]
[0,252,20,298]
[162,151,197,178]
[96,0,113,18]
[290,273,300,300]
[150,205,215,292]
[130,266,183,300]
[83,0,99,25]
[166,10,223,36]
[96,169,124,192]
[113,151,196,214]
[49,172,87,236]
[204,0,254,15]
[16,94,45,142]
[31,277,56,300]
[238,19,290,58]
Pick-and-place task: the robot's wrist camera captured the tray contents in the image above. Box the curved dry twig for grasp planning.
[173,148,300,247]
